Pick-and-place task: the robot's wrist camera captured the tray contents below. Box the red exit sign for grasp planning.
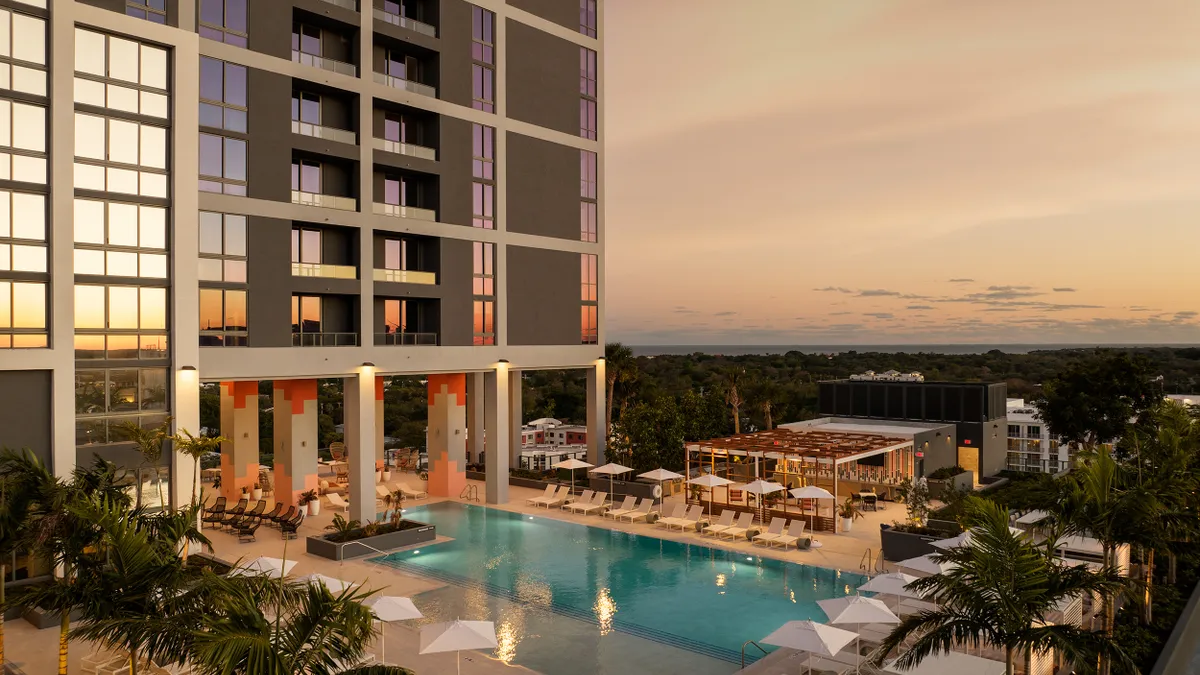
[963,439,972,445]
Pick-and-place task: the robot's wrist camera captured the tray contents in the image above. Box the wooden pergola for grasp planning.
[684,428,915,532]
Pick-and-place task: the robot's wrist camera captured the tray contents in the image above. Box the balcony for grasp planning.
[292,121,357,146]
[293,191,357,211]
[373,137,436,161]
[293,332,359,347]
[373,268,436,284]
[374,8,437,37]
[292,262,358,279]
[373,72,436,98]
[319,0,357,9]
[373,202,435,221]
[292,51,357,77]
[375,332,437,346]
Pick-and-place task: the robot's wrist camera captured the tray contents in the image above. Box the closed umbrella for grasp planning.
[761,620,859,675]
[687,473,732,517]
[790,485,834,533]
[419,619,498,675]
[590,462,633,506]
[638,468,684,511]
[365,596,423,664]
[298,573,358,594]
[552,458,594,499]
[744,479,785,524]
[229,556,297,578]
[818,595,900,674]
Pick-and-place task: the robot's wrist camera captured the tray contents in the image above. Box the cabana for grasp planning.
[685,428,914,532]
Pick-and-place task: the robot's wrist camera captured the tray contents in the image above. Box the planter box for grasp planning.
[306,519,436,561]
[927,471,973,500]
[880,525,943,562]
[21,606,82,630]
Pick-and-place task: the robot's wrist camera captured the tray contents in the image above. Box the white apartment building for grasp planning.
[1005,398,1068,474]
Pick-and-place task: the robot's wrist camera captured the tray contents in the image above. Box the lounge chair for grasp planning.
[393,481,427,499]
[568,491,604,514]
[666,505,704,531]
[577,492,610,516]
[201,498,227,529]
[752,518,787,546]
[562,489,593,511]
[326,493,351,512]
[525,485,557,506]
[225,498,248,518]
[654,503,687,528]
[281,512,304,540]
[236,519,260,543]
[619,499,654,523]
[202,496,226,518]
[700,510,735,537]
[719,512,755,540]
[258,502,283,523]
[376,485,392,500]
[773,520,808,549]
[270,505,297,527]
[603,496,637,519]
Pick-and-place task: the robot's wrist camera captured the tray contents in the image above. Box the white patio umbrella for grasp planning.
[858,572,925,599]
[884,650,1007,675]
[552,458,594,498]
[419,619,498,675]
[590,462,633,505]
[818,595,900,674]
[931,526,1024,550]
[761,620,859,675]
[896,554,957,577]
[791,485,835,533]
[365,596,423,664]
[229,556,297,578]
[744,479,785,524]
[298,573,358,594]
[638,467,684,511]
[687,473,732,516]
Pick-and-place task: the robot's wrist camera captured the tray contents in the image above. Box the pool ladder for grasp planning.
[460,484,479,502]
[860,547,885,576]
[741,640,768,669]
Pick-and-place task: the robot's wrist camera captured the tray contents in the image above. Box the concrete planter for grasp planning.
[21,606,82,630]
[306,519,435,561]
[927,471,973,500]
[880,524,943,562]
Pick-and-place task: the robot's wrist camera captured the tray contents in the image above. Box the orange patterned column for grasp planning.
[426,374,467,498]
[272,380,320,507]
[219,381,260,502]
[375,376,386,472]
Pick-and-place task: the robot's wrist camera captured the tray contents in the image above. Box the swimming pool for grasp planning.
[373,502,865,668]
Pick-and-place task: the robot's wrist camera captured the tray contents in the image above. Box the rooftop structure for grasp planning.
[849,370,925,382]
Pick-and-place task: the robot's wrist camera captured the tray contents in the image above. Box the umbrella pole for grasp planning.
[457,651,461,675]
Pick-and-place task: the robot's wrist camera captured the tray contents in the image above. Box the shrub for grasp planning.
[927,465,966,480]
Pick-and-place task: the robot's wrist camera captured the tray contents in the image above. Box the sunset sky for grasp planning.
[602,0,1200,345]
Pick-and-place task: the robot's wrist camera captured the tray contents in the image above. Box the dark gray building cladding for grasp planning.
[819,380,1009,478]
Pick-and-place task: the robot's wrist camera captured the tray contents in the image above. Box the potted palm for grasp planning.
[298,490,319,517]
[251,482,262,502]
[382,466,392,482]
[838,497,863,533]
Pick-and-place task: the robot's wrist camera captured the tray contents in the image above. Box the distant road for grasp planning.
[630,344,1194,357]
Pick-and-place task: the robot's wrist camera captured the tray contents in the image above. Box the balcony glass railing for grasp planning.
[319,0,357,10]
[292,191,356,211]
[373,137,436,161]
[373,202,435,221]
[373,72,436,98]
[373,268,436,284]
[374,8,437,37]
[375,332,437,346]
[292,120,357,145]
[292,51,357,77]
[293,332,359,347]
[292,262,358,279]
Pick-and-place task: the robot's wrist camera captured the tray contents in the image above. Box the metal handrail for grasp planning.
[373,8,437,37]
[742,640,769,669]
[372,268,436,285]
[459,484,479,502]
[292,332,359,347]
[374,332,437,346]
[292,50,357,77]
[291,262,358,279]
[860,548,874,577]
[291,120,357,145]
[373,137,436,161]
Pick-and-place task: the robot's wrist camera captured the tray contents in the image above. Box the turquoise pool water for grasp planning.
[374,502,865,666]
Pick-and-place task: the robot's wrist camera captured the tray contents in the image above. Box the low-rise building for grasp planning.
[1005,398,1067,474]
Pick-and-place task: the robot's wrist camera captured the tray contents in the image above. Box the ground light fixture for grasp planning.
[180,365,196,371]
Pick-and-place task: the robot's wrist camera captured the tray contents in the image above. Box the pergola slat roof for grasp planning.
[688,428,910,464]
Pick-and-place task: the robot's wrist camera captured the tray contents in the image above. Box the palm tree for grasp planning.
[115,417,173,509]
[723,368,744,434]
[189,579,415,675]
[0,470,36,667]
[173,429,228,506]
[873,498,1132,675]
[604,342,637,443]
[747,376,781,430]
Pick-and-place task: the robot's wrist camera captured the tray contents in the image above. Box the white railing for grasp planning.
[292,51,357,77]
[319,0,357,10]
[372,202,435,221]
[373,137,436,161]
[292,262,358,279]
[292,191,357,211]
[372,72,436,98]
[373,9,437,37]
[373,269,437,285]
[292,121,357,145]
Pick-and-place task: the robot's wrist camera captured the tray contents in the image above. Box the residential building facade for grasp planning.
[0,0,606,530]
[1005,398,1067,474]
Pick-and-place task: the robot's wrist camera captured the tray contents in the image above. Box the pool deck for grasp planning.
[4,476,903,674]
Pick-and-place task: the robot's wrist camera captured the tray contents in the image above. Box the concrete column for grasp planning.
[508,371,522,467]
[219,381,260,502]
[467,372,485,464]
[344,371,378,523]
[586,362,606,465]
[172,368,201,508]
[484,366,510,504]
[426,374,467,498]
[272,380,319,507]
[375,376,386,471]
